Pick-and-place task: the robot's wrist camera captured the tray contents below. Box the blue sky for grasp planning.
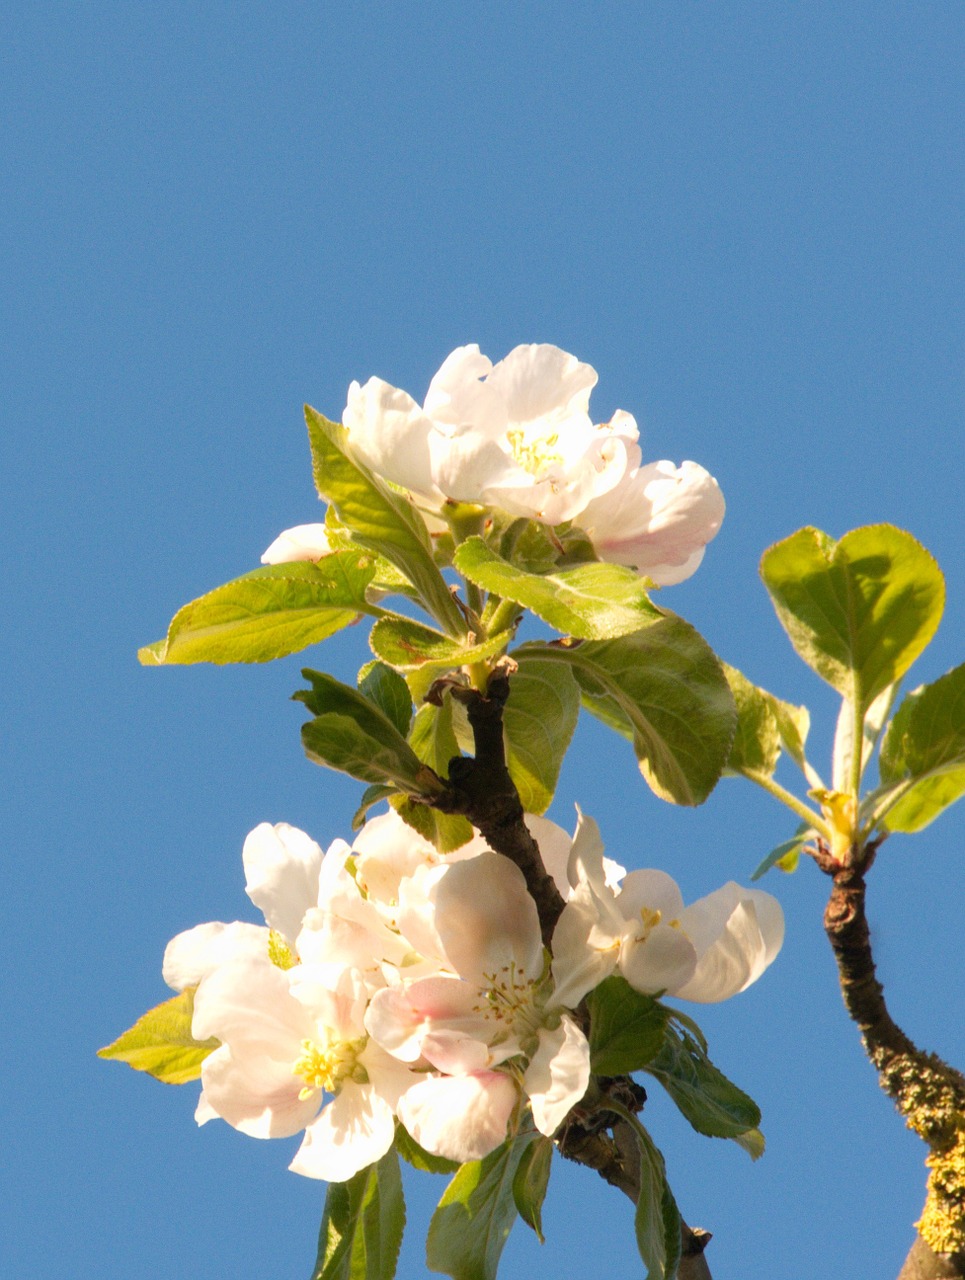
[4,4,964,1277]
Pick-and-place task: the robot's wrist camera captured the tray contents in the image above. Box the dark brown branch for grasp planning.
[429,671,566,947]
[424,671,714,1273]
[817,842,965,1271]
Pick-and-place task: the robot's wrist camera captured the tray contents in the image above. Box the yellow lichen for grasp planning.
[917,1127,965,1255]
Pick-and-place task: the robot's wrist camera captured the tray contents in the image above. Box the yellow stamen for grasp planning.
[506,428,563,477]
[291,1037,360,1100]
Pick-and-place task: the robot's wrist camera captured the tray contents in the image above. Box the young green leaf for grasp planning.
[511,1136,552,1244]
[759,525,944,716]
[644,1024,763,1156]
[139,556,377,666]
[369,617,514,702]
[98,988,218,1085]
[396,698,474,851]
[358,661,413,739]
[875,663,965,833]
[297,668,440,791]
[312,1148,406,1280]
[394,1123,460,1175]
[722,665,781,779]
[305,407,464,636]
[631,1122,682,1280]
[502,655,580,815]
[454,537,663,639]
[587,977,671,1075]
[426,1134,535,1280]
[522,617,736,806]
[750,826,815,880]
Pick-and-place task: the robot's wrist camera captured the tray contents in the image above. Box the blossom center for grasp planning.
[506,428,563,478]
[478,963,542,1037]
[291,1036,362,1100]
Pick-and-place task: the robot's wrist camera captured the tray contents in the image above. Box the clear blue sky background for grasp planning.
[4,5,964,1278]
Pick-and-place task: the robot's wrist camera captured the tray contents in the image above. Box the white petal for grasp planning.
[191,956,310,1049]
[618,922,698,996]
[365,977,487,1064]
[198,1043,319,1139]
[243,822,324,942]
[343,377,441,502]
[524,1017,591,1137]
[289,1081,396,1182]
[397,1072,518,1164]
[549,899,619,1010]
[261,524,332,565]
[674,885,784,1003]
[162,921,270,991]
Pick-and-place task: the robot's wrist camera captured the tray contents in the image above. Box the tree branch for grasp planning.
[816,842,965,1272]
[425,671,714,1274]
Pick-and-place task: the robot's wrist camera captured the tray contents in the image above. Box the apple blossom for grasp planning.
[342,343,634,525]
[261,523,333,564]
[574,453,725,586]
[551,812,783,1006]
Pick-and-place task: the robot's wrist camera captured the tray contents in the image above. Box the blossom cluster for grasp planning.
[263,343,725,586]
[167,808,782,1183]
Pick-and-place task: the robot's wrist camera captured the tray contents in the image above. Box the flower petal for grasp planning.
[289,1081,397,1182]
[674,884,784,1003]
[524,1017,591,1137]
[162,921,270,992]
[243,822,324,942]
[261,524,332,564]
[397,1072,518,1164]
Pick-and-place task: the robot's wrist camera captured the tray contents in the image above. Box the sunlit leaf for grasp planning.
[139,557,376,666]
[98,988,217,1085]
[358,661,413,738]
[306,407,463,635]
[454,537,663,639]
[426,1134,534,1280]
[522,617,735,805]
[759,524,944,716]
[876,663,965,832]
[630,1121,682,1280]
[512,1136,552,1244]
[503,655,580,815]
[395,697,474,851]
[312,1149,405,1280]
[587,977,670,1075]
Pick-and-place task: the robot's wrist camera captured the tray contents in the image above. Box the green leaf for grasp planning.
[305,407,464,635]
[502,655,580,815]
[98,988,218,1085]
[139,557,376,666]
[511,1136,552,1244]
[750,826,815,880]
[587,977,671,1075]
[311,1149,405,1280]
[722,664,781,778]
[369,618,514,702]
[876,663,965,832]
[454,537,663,639]
[522,617,736,806]
[759,525,944,716]
[644,1024,763,1156]
[631,1123,682,1280]
[352,784,398,830]
[394,1123,460,1175]
[426,1134,534,1280]
[395,697,474,852]
[358,661,413,738]
[298,669,440,793]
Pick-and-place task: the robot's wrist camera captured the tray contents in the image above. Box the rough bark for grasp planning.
[816,842,965,1273]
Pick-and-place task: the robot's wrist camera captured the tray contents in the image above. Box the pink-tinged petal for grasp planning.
[524,1018,590,1137]
[289,1081,396,1182]
[579,459,725,585]
[343,377,441,502]
[243,822,324,942]
[162,921,270,992]
[674,887,784,1003]
[198,1044,320,1139]
[260,524,332,565]
[397,1072,518,1164]
[365,977,485,1063]
[618,923,698,997]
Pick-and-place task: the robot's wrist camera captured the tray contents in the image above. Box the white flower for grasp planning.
[575,452,725,585]
[261,523,333,564]
[366,851,591,1160]
[343,344,634,525]
[552,812,784,1005]
[192,958,418,1183]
